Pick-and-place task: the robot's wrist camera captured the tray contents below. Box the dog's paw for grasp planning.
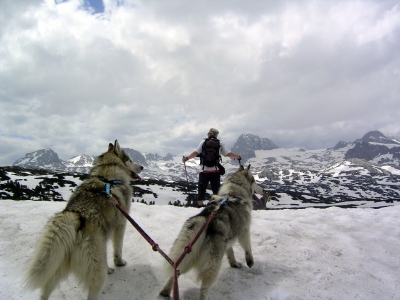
[159,290,170,298]
[114,258,127,267]
[108,267,115,274]
[230,262,242,268]
[246,259,254,268]
[245,251,254,268]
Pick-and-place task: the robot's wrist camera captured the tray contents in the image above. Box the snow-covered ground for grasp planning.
[1,199,399,300]
[6,173,80,201]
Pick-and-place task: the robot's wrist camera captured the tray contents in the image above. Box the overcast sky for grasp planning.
[1,0,399,165]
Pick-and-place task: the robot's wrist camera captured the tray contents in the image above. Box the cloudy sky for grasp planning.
[1,0,399,165]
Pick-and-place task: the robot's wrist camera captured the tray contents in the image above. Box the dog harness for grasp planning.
[97,176,123,196]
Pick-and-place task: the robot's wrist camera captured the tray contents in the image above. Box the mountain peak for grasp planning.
[332,141,349,150]
[65,154,94,167]
[13,148,66,170]
[360,131,399,145]
[361,130,385,141]
[231,134,279,160]
[344,131,400,161]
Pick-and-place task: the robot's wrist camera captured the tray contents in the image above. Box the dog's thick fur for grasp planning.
[24,140,143,300]
[160,165,264,300]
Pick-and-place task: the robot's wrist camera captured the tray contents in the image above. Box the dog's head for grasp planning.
[107,140,143,180]
[238,164,264,195]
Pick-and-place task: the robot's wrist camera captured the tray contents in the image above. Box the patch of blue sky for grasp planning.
[54,0,105,14]
[85,0,105,14]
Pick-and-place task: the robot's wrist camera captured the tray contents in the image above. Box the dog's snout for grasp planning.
[140,166,144,170]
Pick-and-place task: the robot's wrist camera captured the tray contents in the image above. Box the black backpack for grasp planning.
[200,138,221,168]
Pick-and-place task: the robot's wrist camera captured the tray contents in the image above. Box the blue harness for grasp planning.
[219,198,228,206]
[98,177,123,196]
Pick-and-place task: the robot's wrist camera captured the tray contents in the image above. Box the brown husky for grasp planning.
[160,165,265,300]
[25,140,143,300]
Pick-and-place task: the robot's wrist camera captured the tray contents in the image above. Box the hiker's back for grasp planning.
[201,138,220,167]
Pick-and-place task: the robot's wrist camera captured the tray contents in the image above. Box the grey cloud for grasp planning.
[1,0,399,165]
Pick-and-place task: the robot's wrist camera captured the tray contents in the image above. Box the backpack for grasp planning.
[200,138,221,168]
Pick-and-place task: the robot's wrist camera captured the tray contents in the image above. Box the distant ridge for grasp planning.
[11,131,400,178]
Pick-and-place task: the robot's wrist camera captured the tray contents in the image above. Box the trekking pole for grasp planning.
[183,157,189,184]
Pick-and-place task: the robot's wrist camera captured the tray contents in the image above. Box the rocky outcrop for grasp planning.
[345,141,389,161]
[344,131,400,164]
[332,141,349,150]
[231,134,279,161]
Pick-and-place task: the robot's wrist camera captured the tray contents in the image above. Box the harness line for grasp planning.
[102,178,225,300]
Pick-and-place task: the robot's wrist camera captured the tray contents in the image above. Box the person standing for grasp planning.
[182,128,241,207]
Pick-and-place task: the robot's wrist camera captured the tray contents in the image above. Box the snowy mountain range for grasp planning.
[9,131,400,205]
[12,130,400,174]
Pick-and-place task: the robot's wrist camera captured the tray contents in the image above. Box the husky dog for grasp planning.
[25,140,143,300]
[160,165,264,300]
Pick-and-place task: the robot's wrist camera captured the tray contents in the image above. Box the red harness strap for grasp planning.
[110,195,225,300]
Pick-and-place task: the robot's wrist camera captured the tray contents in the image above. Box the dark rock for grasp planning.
[231,134,279,160]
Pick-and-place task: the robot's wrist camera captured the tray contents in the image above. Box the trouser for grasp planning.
[197,171,221,204]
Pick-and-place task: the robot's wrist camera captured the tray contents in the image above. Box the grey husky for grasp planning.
[25,140,143,300]
[160,165,265,300]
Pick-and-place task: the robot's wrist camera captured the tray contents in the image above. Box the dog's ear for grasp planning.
[108,143,114,152]
[239,165,244,171]
[243,164,251,176]
[114,140,121,154]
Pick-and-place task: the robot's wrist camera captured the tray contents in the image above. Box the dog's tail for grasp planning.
[24,211,82,291]
[165,215,210,276]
